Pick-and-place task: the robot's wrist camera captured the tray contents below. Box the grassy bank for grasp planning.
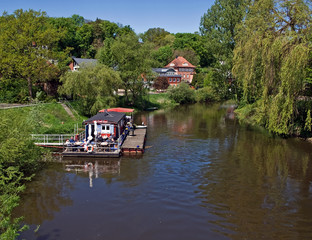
[2,102,86,134]
[0,102,87,238]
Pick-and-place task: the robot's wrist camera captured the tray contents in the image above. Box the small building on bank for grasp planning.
[69,57,98,71]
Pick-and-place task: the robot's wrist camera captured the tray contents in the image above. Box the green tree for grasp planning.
[167,83,195,104]
[101,34,154,106]
[173,33,212,68]
[58,63,122,115]
[48,15,84,57]
[141,28,172,47]
[0,110,42,239]
[172,48,200,67]
[76,23,95,58]
[233,0,312,135]
[0,9,64,100]
[97,38,115,67]
[200,0,248,98]
[151,45,173,67]
[200,0,248,62]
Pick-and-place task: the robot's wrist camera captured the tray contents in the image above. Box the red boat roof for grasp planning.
[99,107,134,113]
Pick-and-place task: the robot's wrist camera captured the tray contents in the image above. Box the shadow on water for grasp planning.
[15,103,312,240]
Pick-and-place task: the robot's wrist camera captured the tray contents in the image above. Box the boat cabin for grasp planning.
[83,109,133,141]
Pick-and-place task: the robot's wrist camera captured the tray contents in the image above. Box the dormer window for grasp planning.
[183,63,188,66]
[170,63,175,66]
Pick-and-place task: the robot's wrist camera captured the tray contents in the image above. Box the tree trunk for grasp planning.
[27,76,33,100]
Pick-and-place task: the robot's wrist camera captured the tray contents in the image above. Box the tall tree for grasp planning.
[58,63,122,115]
[141,28,173,47]
[103,34,154,105]
[0,9,64,99]
[233,0,312,135]
[200,0,248,98]
[151,45,173,67]
[200,0,248,62]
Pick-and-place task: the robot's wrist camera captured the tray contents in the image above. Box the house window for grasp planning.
[187,74,189,78]
[173,78,176,82]
[177,78,180,82]
[169,78,172,82]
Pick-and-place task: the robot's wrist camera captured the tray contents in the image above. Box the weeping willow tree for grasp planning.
[233,0,312,135]
[58,63,122,115]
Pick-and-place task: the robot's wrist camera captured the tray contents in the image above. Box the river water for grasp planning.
[16,103,312,240]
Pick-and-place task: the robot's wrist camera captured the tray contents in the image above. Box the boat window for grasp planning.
[102,125,110,131]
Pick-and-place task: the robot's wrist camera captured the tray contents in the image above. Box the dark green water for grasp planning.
[15,103,312,240]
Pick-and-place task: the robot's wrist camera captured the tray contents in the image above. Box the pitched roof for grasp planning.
[152,68,181,77]
[165,56,196,68]
[84,111,125,124]
[72,57,98,66]
[152,68,176,74]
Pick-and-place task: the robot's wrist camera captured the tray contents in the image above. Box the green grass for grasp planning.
[144,93,177,109]
[0,103,87,134]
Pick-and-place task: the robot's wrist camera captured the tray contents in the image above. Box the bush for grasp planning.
[195,86,220,102]
[0,110,42,238]
[167,83,195,104]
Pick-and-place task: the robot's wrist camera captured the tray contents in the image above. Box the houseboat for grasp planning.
[62,108,135,158]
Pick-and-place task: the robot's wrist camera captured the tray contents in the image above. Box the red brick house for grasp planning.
[165,56,196,83]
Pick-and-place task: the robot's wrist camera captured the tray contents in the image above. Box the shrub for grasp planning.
[167,83,195,104]
[195,86,220,102]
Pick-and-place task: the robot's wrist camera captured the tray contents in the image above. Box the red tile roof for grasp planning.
[165,56,196,68]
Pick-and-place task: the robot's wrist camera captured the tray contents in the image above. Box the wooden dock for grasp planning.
[121,128,147,154]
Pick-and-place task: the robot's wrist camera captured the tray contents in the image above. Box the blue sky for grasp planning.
[1,0,214,34]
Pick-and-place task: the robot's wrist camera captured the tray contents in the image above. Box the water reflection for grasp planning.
[64,159,121,188]
[14,163,74,225]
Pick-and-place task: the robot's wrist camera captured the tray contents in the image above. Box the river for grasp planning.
[15,103,312,240]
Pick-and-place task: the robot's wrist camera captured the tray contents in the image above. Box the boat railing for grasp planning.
[31,134,74,146]
[63,144,119,153]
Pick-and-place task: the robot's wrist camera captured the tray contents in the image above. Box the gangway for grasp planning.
[31,134,74,147]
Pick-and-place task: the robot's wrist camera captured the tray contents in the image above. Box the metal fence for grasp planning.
[31,134,74,146]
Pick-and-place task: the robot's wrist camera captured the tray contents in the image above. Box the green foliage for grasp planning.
[100,33,154,105]
[233,0,312,135]
[200,0,248,62]
[200,0,248,98]
[195,86,220,102]
[141,28,172,47]
[0,9,67,99]
[0,110,42,238]
[146,93,175,107]
[172,48,200,67]
[305,110,312,132]
[151,45,173,67]
[97,38,115,67]
[167,83,195,104]
[0,78,29,103]
[58,63,122,115]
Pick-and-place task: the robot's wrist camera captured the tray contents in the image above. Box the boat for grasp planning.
[62,108,147,157]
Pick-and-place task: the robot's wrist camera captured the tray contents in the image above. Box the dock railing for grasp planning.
[31,134,74,146]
